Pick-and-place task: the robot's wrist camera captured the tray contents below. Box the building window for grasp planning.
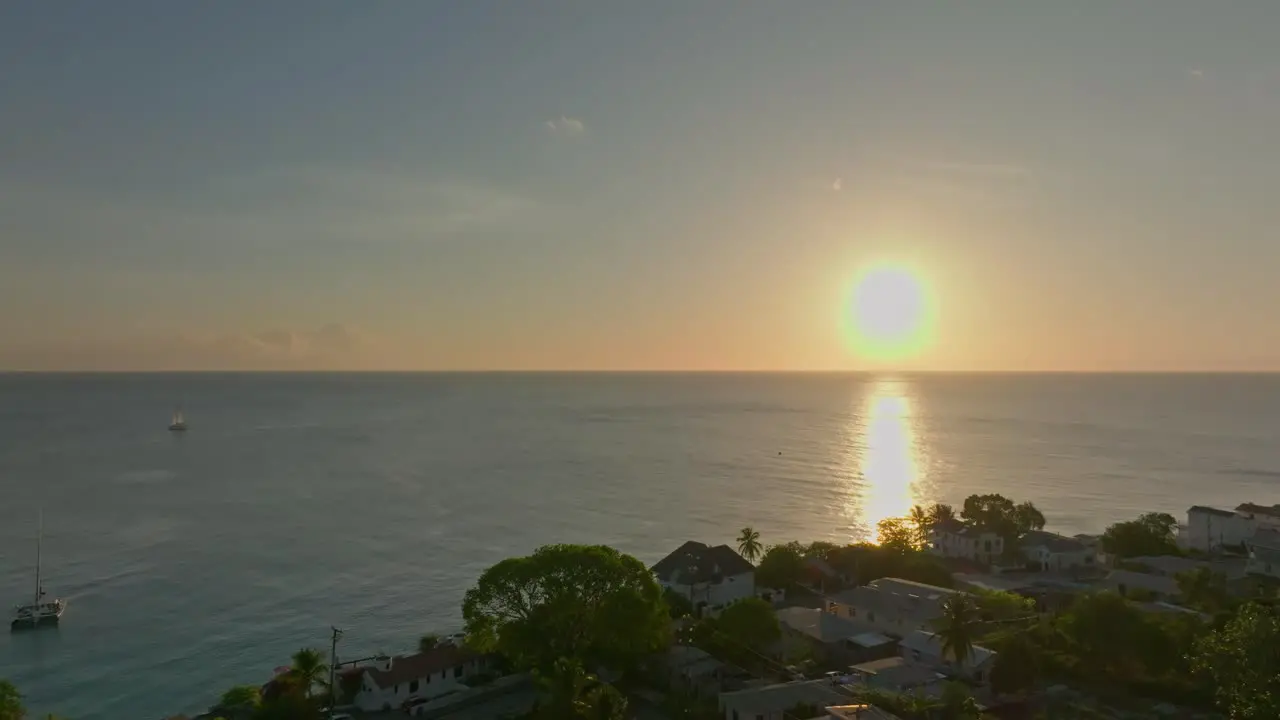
[440,669,446,679]
[393,684,398,694]
[984,541,991,552]
[409,680,419,693]
[454,665,463,678]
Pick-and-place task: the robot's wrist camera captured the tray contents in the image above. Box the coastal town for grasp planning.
[6,495,1280,720]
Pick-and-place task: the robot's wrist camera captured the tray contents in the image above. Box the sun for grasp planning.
[845,263,934,361]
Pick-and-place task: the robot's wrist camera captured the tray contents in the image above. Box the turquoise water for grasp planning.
[1,373,1278,718]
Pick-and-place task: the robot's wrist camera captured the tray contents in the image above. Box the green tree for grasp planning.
[988,632,1039,696]
[940,681,982,719]
[215,684,263,717]
[1176,567,1230,613]
[535,658,596,719]
[1055,592,1146,677]
[582,682,628,720]
[960,493,1019,539]
[287,648,328,699]
[973,588,1036,623]
[716,597,781,651]
[462,544,670,672]
[928,502,957,527]
[803,540,839,560]
[418,633,440,653]
[1014,501,1046,534]
[663,587,693,618]
[755,542,806,589]
[909,504,933,547]
[0,680,23,720]
[936,594,977,668]
[877,516,919,553]
[736,527,762,563]
[1100,512,1179,558]
[1191,602,1280,719]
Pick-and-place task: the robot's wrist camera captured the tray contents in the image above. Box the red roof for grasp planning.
[364,646,475,690]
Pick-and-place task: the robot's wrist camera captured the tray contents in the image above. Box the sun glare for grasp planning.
[845,263,934,361]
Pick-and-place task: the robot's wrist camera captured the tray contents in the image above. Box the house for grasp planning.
[349,645,489,713]
[1246,529,1280,581]
[776,608,895,666]
[663,645,728,694]
[1184,506,1257,552]
[652,541,756,614]
[898,630,997,683]
[803,556,845,590]
[1235,503,1280,528]
[928,520,1005,565]
[718,679,848,720]
[825,578,959,637]
[1101,569,1180,600]
[848,656,945,693]
[1019,531,1095,571]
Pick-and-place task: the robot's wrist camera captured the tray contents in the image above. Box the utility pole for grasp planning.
[328,626,343,719]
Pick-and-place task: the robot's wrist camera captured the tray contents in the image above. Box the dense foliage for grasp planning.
[754,541,807,589]
[0,680,23,720]
[1190,602,1280,719]
[1100,512,1180,558]
[462,543,670,672]
[715,597,781,651]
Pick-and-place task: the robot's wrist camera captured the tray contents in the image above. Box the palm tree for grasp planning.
[928,503,957,526]
[909,505,932,546]
[288,647,329,699]
[937,594,977,669]
[737,527,763,563]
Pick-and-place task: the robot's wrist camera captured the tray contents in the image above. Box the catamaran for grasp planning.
[11,511,65,631]
[169,405,187,432]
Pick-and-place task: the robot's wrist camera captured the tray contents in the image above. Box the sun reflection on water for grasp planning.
[845,378,928,540]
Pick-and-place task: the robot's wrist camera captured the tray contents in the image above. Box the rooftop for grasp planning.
[850,656,944,689]
[778,607,870,644]
[900,630,996,667]
[1249,528,1280,550]
[1189,505,1238,518]
[828,578,959,626]
[719,679,849,714]
[1237,503,1280,519]
[651,541,755,584]
[363,646,475,690]
[1104,569,1180,597]
[1020,530,1089,553]
[825,704,904,719]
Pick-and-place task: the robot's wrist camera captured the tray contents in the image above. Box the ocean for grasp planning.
[1,372,1278,718]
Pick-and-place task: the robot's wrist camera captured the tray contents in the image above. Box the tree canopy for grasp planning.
[755,542,806,589]
[462,543,670,671]
[736,527,762,563]
[716,597,781,651]
[876,517,920,553]
[1191,602,1280,719]
[0,680,23,720]
[1100,512,1179,558]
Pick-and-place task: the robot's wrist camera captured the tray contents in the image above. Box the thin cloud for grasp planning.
[914,160,1030,179]
[1189,68,1206,79]
[832,177,843,191]
[544,116,585,135]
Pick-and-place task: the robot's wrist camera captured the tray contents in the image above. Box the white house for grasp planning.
[825,578,959,637]
[927,520,1004,565]
[1235,503,1280,529]
[651,541,756,613]
[898,630,997,684]
[1246,529,1280,581]
[1019,531,1094,571]
[1184,505,1257,552]
[347,645,489,713]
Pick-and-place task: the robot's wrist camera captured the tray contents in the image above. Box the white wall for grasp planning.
[1185,511,1256,552]
[929,530,1003,563]
[662,571,756,611]
[354,657,487,712]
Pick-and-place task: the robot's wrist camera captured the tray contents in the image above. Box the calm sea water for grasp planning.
[1,373,1279,718]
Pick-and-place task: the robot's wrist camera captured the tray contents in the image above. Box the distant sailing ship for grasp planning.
[11,511,65,631]
[169,405,187,432]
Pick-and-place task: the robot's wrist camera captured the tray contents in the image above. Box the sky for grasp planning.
[3,1,1280,371]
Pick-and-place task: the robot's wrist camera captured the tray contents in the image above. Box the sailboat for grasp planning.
[11,511,65,631]
[169,405,187,432]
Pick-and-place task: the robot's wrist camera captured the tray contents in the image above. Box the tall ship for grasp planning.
[11,511,65,630]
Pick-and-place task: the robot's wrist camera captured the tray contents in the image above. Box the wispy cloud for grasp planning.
[911,160,1030,179]
[832,177,843,191]
[544,116,585,135]
[0,323,409,371]
[1189,68,1206,80]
